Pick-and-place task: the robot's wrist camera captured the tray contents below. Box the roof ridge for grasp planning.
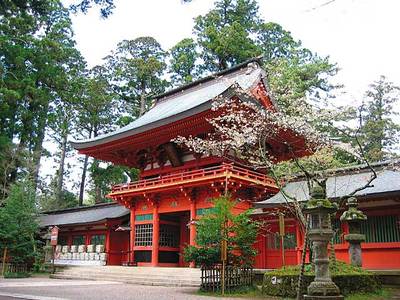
[154,56,263,103]
[289,159,400,182]
[41,201,121,215]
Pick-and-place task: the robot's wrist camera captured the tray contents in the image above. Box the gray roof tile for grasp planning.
[256,168,400,208]
[39,204,129,227]
[71,63,264,149]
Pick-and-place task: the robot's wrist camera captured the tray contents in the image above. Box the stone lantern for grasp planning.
[340,197,367,267]
[303,185,343,300]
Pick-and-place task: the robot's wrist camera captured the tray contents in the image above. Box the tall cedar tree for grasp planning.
[168,38,199,86]
[75,66,119,204]
[193,0,261,72]
[0,0,86,197]
[170,0,337,115]
[358,76,400,161]
[106,37,169,117]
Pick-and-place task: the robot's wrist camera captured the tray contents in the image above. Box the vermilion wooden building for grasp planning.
[40,59,400,270]
[69,59,291,267]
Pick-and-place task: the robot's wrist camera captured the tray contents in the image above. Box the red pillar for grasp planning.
[105,224,111,265]
[295,221,303,265]
[130,207,135,263]
[189,200,196,246]
[151,203,159,266]
[189,200,196,268]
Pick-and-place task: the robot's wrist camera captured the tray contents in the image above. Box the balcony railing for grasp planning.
[111,163,276,194]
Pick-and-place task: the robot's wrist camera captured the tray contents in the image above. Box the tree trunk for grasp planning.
[31,102,49,192]
[139,81,146,116]
[78,129,92,206]
[92,127,103,204]
[78,154,89,206]
[56,131,68,202]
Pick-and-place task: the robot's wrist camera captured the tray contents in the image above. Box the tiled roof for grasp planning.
[39,203,129,227]
[256,163,400,208]
[70,60,266,150]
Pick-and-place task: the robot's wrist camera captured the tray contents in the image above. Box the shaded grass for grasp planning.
[197,285,268,298]
[345,288,393,300]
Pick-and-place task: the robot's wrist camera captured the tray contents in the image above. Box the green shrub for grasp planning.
[4,272,31,278]
[262,262,381,297]
[183,196,260,267]
[183,245,220,267]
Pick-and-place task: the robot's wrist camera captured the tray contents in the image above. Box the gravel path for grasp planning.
[0,277,266,300]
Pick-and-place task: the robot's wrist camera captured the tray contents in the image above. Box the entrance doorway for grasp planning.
[133,211,190,267]
[158,211,190,267]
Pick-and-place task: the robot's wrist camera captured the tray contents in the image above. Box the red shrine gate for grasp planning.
[69,58,329,268]
[110,163,277,266]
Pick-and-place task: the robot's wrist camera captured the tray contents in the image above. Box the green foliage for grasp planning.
[357,76,400,161]
[183,245,220,267]
[198,285,260,297]
[88,164,138,204]
[106,36,168,116]
[183,196,260,267]
[38,189,78,212]
[169,38,199,85]
[345,289,392,300]
[4,271,31,278]
[0,180,39,265]
[271,148,359,182]
[262,262,381,297]
[193,0,261,71]
[0,0,86,192]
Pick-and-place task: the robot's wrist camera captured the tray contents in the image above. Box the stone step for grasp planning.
[50,274,200,287]
[59,268,200,274]
[59,270,200,277]
[57,273,200,282]
[59,273,200,281]
[51,266,202,288]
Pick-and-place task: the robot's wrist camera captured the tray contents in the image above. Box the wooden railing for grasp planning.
[201,265,253,292]
[0,263,29,274]
[111,163,275,193]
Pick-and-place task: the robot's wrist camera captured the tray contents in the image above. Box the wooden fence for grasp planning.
[201,265,253,292]
[0,263,29,275]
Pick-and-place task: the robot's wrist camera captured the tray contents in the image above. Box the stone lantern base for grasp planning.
[303,281,344,299]
[304,296,344,300]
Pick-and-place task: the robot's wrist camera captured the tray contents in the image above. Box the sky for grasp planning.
[42,0,400,195]
[69,0,400,104]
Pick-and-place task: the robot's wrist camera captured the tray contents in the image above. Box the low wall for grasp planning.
[335,242,400,269]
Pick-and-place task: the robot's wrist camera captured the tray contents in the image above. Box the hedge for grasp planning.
[262,262,381,298]
[4,272,31,278]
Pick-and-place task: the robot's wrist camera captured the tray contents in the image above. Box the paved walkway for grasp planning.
[0,277,265,300]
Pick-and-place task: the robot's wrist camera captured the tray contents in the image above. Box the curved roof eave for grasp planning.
[70,67,267,151]
[70,99,215,150]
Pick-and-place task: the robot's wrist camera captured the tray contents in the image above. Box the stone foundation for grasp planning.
[53,244,107,266]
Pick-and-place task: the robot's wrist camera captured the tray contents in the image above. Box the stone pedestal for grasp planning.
[340,197,367,267]
[304,296,344,300]
[303,185,343,300]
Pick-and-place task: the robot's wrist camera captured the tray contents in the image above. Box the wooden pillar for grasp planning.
[85,234,91,246]
[189,200,197,246]
[151,203,159,266]
[130,207,135,263]
[67,235,73,247]
[295,221,303,264]
[189,200,196,268]
[105,224,111,265]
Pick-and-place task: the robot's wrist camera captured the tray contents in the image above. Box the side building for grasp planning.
[253,160,400,270]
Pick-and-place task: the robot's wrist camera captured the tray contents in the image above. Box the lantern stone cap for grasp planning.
[303,185,338,213]
[303,199,338,213]
[340,197,367,222]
